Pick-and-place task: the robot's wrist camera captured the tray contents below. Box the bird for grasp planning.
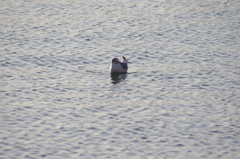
[110,56,129,73]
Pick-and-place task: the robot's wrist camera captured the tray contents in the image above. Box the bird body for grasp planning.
[110,56,129,73]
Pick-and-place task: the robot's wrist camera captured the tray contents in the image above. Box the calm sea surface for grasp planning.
[1,0,240,158]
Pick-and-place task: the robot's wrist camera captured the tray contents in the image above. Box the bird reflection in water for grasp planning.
[111,73,127,84]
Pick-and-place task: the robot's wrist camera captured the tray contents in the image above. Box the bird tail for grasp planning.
[122,56,130,63]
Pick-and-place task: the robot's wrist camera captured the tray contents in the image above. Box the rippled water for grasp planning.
[1,0,240,158]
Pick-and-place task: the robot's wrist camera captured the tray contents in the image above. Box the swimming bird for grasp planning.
[110,56,129,73]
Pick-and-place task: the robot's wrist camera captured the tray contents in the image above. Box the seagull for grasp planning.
[110,56,129,73]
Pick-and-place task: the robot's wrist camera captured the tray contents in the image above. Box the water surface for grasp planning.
[1,0,240,158]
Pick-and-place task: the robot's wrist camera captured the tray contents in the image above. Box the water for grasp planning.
[1,0,240,158]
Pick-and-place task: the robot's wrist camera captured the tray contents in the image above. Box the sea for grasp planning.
[0,0,240,158]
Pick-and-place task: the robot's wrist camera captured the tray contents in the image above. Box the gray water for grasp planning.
[1,0,240,158]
